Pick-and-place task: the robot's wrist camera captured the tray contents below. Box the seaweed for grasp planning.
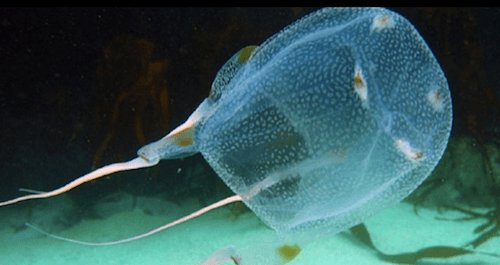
[91,36,170,168]
[439,204,500,249]
[381,246,472,264]
[349,223,500,264]
[409,176,447,215]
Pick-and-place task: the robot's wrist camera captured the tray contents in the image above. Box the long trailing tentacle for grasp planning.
[0,157,158,207]
[26,194,243,246]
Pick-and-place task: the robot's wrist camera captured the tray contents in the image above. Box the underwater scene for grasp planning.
[0,7,499,265]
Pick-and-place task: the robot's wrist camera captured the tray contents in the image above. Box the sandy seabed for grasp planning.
[0,195,498,265]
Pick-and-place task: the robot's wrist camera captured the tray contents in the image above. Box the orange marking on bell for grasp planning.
[395,139,424,161]
[170,126,194,147]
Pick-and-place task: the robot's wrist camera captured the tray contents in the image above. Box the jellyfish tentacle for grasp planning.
[26,194,242,246]
[0,157,158,207]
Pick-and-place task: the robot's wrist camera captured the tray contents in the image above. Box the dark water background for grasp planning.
[0,8,498,211]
